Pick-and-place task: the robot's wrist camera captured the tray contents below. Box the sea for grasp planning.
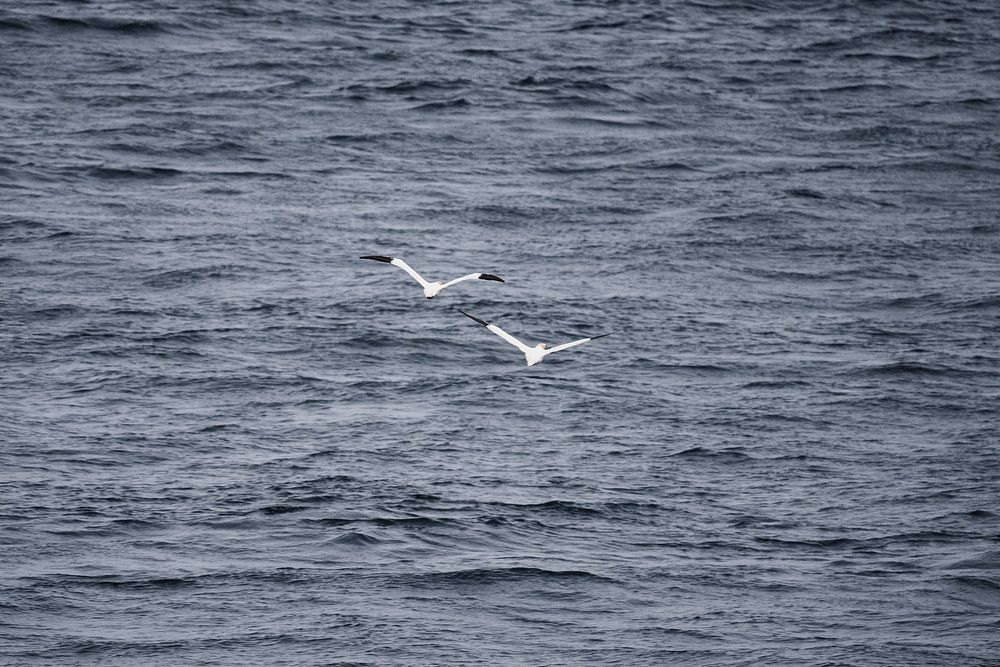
[2,1,999,665]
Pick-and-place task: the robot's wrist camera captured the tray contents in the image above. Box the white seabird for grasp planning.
[361,255,505,299]
[459,309,612,366]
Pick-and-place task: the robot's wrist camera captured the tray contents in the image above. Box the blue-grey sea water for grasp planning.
[2,1,1000,665]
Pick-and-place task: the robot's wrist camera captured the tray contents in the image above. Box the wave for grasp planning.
[784,187,827,199]
[757,530,974,551]
[872,292,947,309]
[259,504,308,515]
[86,165,185,180]
[410,97,470,111]
[174,139,254,157]
[499,499,603,516]
[38,15,176,35]
[0,17,32,31]
[845,361,964,377]
[22,566,332,592]
[563,19,630,32]
[667,446,750,460]
[941,294,1000,313]
[0,217,54,237]
[21,572,197,591]
[308,516,452,531]
[142,264,254,288]
[741,380,812,389]
[627,359,737,374]
[382,79,471,94]
[801,27,960,54]
[407,566,617,586]
[324,131,412,145]
[326,531,383,547]
[945,575,1000,609]
[883,157,1000,175]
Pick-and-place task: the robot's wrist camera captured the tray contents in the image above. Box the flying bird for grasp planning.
[458,309,612,366]
[361,255,505,299]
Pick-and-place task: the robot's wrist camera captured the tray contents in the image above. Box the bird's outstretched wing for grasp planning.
[545,332,613,355]
[458,310,531,354]
[440,272,505,291]
[360,256,430,288]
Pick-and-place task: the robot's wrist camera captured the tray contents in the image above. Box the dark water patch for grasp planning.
[380,79,471,94]
[500,500,603,517]
[812,82,904,95]
[200,186,244,195]
[309,516,451,530]
[883,157,1000,176]
[84,165,186,181]
[27,305,85,319]
[631,159,705,174]
[22,567,332,593]
[945,548,1000,566]
[198,423,239,432]
[784,187,826,200]
[953,96,998,108]
[138,329,215,344]
[629,361,737,375]
[260,504,308,515]
[741,380,812,389]
[969,223,998,235]
[557,19,631,32]
[143,264,255,288]
[0,17,33,31]
[324,131,411,145]
[107,518,161,531]
[410,97,470,111]
[742,266,840,282]
[846,361,965,378]
[820,124,918,144]
[513,74,559,87]
[23,573,198,591]
[667,446,750,461]
[327,531,383,547]
[946,575,1000,608]
[0,217,51,240]
[39,15,174,35]
[407,566,617,587]
[556,115,671,130]
[941,294,1000,313]
[842,51,951,64]
[728,514,801,530]
[802,28,960,55]
[872,292,947,309]
[174,139,255,157]
[341,331,420,350]
[760,530,980,552]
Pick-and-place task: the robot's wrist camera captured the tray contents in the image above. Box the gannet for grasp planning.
[458,309,612,366]
[361,256,505,299]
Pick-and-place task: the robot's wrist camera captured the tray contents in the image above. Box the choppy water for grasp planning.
[3,1,1000,665]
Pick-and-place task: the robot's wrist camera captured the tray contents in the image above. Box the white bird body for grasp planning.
[361,256,504,298]
[459,310,611,366]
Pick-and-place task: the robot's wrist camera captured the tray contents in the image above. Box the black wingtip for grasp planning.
[457,309,490,327]
[478,273,505,283]
[590,332,615,340]
[360,255,393,263]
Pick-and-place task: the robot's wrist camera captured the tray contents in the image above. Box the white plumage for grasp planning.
[361,255,505,299]
[459,310,612,366]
